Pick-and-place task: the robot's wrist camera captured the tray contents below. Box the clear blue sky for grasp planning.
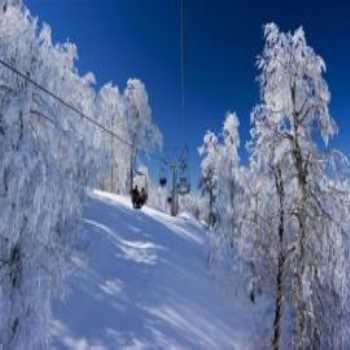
[26,0,350,184]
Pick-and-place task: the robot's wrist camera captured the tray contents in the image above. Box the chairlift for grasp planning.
[159,177,167,187]
[159,165,167,187]
[131,169,149,209]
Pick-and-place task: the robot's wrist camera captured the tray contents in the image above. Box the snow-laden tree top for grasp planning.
[257,22,336,146]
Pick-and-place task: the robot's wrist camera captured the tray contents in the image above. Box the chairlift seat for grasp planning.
[159,177,167,187]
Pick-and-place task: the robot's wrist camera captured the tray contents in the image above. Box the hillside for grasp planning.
[50,190,256,350]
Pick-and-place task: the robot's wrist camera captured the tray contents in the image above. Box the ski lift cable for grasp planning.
[0,57,134,148]
[179,1,190,182]
[0,57,169,164]
[179,0,187,147]
[180,0,185,117]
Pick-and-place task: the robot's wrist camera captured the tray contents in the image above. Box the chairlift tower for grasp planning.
[159,146,190,217]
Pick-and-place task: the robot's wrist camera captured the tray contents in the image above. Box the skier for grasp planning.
[139,187,148,207]
[131,185,140,209]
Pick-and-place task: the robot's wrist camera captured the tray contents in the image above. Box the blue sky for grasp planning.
[26,0,350,184]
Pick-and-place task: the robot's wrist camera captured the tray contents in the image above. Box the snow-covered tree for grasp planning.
[246,22,350,349]
[199,112,242,274]
[200,23,350,350]
[95,83,129,193]
[246,106,296,348]
[95,79,163,196]
[123,79,162,192]
[0,2,112,349]
[198,130,219,227]
[178,192,205,222]
[215,112,241,245]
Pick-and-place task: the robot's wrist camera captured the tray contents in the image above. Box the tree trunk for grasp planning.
[229,177,235,248]
[272,166,286,350]
[129,147,137,194]
[291,93,309,349]
[110,118,115,192]
[208,186,215,228]
[129,157,133,194]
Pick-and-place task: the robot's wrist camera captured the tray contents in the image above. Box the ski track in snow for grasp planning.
[51,190,255,350]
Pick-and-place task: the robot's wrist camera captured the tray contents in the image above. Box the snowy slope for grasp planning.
[51,190,256,350]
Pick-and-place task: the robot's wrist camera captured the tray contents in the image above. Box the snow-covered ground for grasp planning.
[51,190,256,350]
